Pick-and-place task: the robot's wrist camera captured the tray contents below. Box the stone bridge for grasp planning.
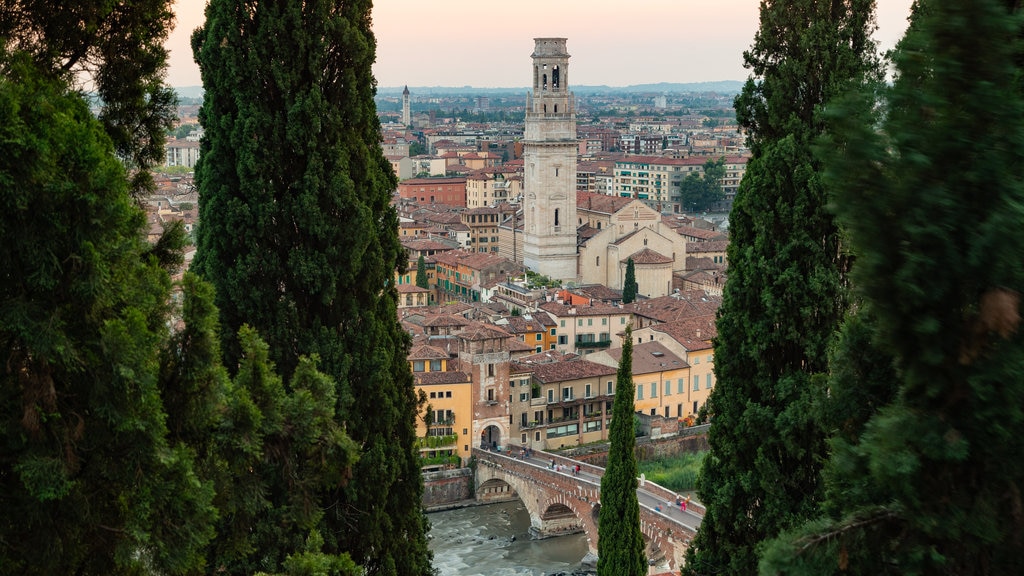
[473,447,701,573]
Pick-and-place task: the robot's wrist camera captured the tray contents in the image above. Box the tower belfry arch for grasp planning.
[523,38,578,282]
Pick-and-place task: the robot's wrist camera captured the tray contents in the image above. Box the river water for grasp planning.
[428,500,589,576]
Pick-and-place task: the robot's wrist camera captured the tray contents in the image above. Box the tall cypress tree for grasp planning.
[416,254,429,289]
[760,0,1024,573]
[683,2,880,574]
[191,1,431,574]
[622,257,638,304]
[598,326,645,576]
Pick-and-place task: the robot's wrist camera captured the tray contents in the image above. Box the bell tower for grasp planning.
[522,38,578,282]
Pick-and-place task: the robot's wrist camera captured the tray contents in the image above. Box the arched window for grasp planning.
[552,66,560,89]
[554,208,560,227]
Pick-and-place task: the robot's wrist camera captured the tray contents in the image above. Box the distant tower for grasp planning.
[522,38,578,282]
[402,85,411,126]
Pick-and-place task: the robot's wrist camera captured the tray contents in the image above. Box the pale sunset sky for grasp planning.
[166,0,915,89]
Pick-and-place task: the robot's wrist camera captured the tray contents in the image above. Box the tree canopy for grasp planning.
[760,0,1024,573]
[679,157,725,213]
[191,0,431,572]
[622,257,638,304]
[684,1,881,574]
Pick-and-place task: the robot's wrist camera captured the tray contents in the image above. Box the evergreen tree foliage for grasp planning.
[416,254,429,289]
[679,157,726,212]
[622,257,638,304]
[684,2,881,574]
[0,0,178,196]
[0,55,215,574]
[598,326,645,576]
[760,1,1024,573]
[192,0,431,573]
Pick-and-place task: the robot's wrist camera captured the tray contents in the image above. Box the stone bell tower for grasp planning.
[522,38,578,282]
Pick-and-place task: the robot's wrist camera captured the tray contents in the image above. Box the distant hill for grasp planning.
[376,81,744,97]
[174,86,205,100]
[177,81,745,100]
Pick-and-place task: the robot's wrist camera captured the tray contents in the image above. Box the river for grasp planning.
[428,500,589,576]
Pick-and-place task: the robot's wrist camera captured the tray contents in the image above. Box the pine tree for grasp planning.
[191,1,431,573]
[622,257,638,304]
[598,326,645,576]
[0,55,215,574]
[760,0,1024,573]
[683,1,880,574]
[416,254,429,289]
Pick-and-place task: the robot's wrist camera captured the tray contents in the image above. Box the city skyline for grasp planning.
[166,0,914,89]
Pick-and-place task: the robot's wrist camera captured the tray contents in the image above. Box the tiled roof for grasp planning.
[600,341,688,374]
[686,240,729,254]
[515,357,617,384]
[396,284,430,294]
[422,314,470,328]
[576,191,636,215]
[408,344,450,360]
[539,301,629,318]
[627,292,721,323]
[414,371,471,386]
[458,321,512,341]
[626,247,673,265]
[649,317,717,351]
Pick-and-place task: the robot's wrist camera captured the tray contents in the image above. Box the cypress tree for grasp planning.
[598,326,645,576]
[192,1,431,573]
[622,257,638,304]
[416,254,429,289]
[760,0,1024,573]
[684,1,880,574]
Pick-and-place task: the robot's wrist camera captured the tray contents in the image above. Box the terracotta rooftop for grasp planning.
[514,357,618,384]
[627,292,721,323]
[626,247,674,265]
[539,301,629,318]
[577,191,636,215]
[600,341,688,375]
[408,344,450,360]
[414,370,471,386]
[686,240,729,254]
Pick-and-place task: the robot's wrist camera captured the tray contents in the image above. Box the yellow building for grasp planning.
[589,340,691,419]
[409,343,473,468]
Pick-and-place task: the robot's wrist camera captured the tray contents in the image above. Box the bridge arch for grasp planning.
[473,448,699,572]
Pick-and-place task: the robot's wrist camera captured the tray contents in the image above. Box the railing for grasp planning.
[574,339,612,349]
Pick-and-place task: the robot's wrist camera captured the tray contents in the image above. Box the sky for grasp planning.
[166,0,915,89]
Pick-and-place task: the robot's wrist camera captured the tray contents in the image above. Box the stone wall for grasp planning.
[559,423,709,467]
[422,467,474,509]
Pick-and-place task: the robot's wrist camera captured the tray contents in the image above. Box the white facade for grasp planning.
[522,38,578,283]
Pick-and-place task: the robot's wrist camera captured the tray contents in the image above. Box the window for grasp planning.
[563,387,573,401]
[637,386,644,400]
[446,391,452,398]
[602,318,607,325]
[520,393,529,402]
[693,356,700,364]
[558,335,568,345]
[536,431,541,441]
[487,363,495,377]
[560,320,565,327]
[706,373,713,389]
[430,360,442,371]
[413,361,425,372]
[693,376,700,391]
[621,317,626,324]
[547,423,579,438]
[693,401,698,414]
[607,380,614,395]
[678,379,685,394]
[547,389,554,403]
[650,408,656,416]
[650,383,657,398]
[585,384,592,398]
[584,420,602,432]
[536,333,543,341]
[536,347,542,353]
[550,328,556,336]
[588,318,593,326]
[665,381,672,396]
[487,388,495,401]
[429,392,436,399]
[578,319,583,327]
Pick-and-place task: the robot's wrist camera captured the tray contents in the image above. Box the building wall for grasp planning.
[397,177,467,207]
